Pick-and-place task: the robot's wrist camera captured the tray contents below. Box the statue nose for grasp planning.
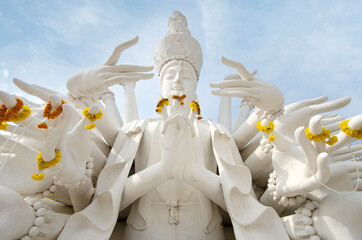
[174,71,182,84]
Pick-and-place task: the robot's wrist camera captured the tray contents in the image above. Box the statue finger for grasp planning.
[103,64,154,73]
[211,88,259,97]
[329,150,362,162]
[348,114,362,129]
[295,127,318,174]
[224,74,240,80]
[314,152,330,183]
[13,77,50,102]
[0,134,38,156]
[309,97,351,115]
[321,116,345,126]
[351,179,362,191]
[101,72,154,80]
[330,144,361,156]
[104,36,139,66]
[209,80,258,88]
[104,76,141,88]
[221,56,254,81]
[31,84,69,101]
[0,91,17,108]
[284,96,328,114]
[346,161,362,174]
[321,112,337,118]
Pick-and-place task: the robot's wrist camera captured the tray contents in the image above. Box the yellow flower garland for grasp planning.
[305,126,338,145]
[0,100,31,130]
[83,108,103,122]
[305,126,330,142]
[189,101,202,120]
[340,120,362,140]
[155,98,169,113]
[32,150,62,181]
[256,121,274,134]
[82,107,103,130]
[8,105,31,122]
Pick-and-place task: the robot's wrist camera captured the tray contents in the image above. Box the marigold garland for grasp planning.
[305,126,338,145]
[0,104,7,122]
[190,101,202,120]
[340,120,362,140]
[305,126,330,142]
[256,121,274,134]
[0,98,31,130]
[7,105,31,122]
[155,98,169,113]
[172,94,186,105]
[82,107,103,121]
[43,100,66,119]
[1,98,24,121]
[32,150,62,181]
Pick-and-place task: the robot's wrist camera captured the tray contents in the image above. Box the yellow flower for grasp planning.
[85,123,96,130]
[31,173,45,181]
[340,120,362,139]
[256,121,274,134]
[326,136,338,146]
[269,135,276,142]
[83,107,103,122]
[0,121,8,130]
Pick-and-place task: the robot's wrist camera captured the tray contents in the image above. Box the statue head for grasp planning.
[154,11,203,104]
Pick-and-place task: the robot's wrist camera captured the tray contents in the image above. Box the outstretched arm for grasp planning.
[210,57,284,150]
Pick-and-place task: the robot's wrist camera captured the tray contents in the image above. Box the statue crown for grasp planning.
[154,11,203,79]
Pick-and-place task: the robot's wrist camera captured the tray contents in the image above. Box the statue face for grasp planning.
[160,60,197,105]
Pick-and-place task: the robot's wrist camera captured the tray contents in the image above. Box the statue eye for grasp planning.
[166,74,175,80]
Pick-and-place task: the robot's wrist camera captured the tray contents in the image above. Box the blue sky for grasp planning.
[0,0,361,123]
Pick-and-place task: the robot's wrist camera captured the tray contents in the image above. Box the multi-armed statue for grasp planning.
[0,11,361,240]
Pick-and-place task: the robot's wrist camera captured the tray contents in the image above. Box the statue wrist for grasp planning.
[255,106,284,121]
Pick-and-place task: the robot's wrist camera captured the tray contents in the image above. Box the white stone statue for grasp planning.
[0,11,362,240]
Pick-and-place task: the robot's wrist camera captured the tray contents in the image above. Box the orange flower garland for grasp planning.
[190,101,202,120]
[43,100,66,119]
[155,98,169,113]
[0,98,31,130]
[172,94,186,105]
[0,98,24,122]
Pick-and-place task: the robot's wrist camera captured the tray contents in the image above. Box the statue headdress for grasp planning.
[154,11,203,79]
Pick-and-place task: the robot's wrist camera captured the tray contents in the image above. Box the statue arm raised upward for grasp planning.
[66,36,154,146]
[210,56,284,150]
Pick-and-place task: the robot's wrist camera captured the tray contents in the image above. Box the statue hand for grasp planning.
[210,56,284,112]
[275,96,351,144]
[161,113,195,180]
[327,161,362,191]
[66,36,154,100]
[272,118,330,197]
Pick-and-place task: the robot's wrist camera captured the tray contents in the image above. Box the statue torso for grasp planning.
[124,119,225,240]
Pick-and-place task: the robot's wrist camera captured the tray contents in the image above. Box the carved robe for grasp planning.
[59,118,289,240]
